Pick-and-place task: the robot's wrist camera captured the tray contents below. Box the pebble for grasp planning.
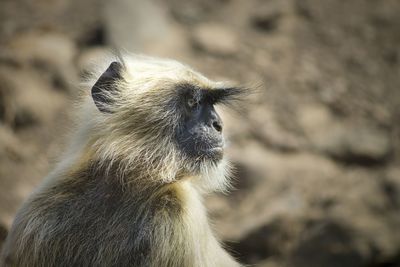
[192,23,239,56]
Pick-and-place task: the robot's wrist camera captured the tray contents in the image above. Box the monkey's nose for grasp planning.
[212,120,223,133]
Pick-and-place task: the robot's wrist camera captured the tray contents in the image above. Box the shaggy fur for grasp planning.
[0,54,243,267]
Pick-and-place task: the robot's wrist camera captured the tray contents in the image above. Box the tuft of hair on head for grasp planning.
[208,85,250,109]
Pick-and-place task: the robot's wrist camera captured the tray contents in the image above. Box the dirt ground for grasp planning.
[0,0,400,266]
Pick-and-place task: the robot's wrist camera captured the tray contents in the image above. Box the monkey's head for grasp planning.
[84,55,245,191]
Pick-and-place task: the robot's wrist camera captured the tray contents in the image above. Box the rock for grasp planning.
[104,0,188,57]
[248,106,305,152]
[77,47,110,75]
[332,125,391,164]
[316,124,392,165]
[257,258,284,267]
[0,73,14,124]
[210,140,400,266]
[297,104,335,138]
[0,0,102,43]
[0,223,7,252]
[210,143,342,243]
[192,23,239,56]
[0,67,67,129]
[229,216,302,265]
[0,126,24,162]
[288,220,367,267]
[167,0,229,25]
[8,31,78,91]
[9,32,77,67]
[250,1,284,32]
[383,167,400,208]
[297,104,391,164]
[252,11,281,32]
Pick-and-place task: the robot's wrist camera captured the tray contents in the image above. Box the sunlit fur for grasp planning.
[0,54,242,267]
[82,54,235,191]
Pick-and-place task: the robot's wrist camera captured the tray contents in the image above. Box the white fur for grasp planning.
[77,54,232,192]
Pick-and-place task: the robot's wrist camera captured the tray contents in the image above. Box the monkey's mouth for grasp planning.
[209,146,223,152]
[202,145,224,161]
[178,135,225,162]
[208,146,223,154]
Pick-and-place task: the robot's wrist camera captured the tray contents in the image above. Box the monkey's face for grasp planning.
[175,84,225,163]
[90,60,246,180]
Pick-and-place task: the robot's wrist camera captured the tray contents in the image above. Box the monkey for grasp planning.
[0,54,246,267]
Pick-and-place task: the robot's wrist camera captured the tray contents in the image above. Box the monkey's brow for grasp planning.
[176,83,245,104]
[203,87,245,104]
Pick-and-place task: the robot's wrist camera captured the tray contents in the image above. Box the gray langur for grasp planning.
[1,54,246,267]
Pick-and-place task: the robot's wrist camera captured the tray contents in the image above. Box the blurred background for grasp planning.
[0,0,400,266]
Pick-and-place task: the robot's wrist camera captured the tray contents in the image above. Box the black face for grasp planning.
[91,62,246,164]
[175,84,225,162]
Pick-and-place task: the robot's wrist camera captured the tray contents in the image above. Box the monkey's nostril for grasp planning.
[213,121,222,132]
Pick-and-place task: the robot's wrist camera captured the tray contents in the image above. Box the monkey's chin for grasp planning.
[195,147,224,165]
[207,147,224,161]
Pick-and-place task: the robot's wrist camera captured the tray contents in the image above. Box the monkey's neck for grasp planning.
[62,152,194,196]
[45,152,237,266]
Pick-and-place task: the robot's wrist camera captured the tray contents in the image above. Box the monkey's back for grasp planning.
[1,169,185,267]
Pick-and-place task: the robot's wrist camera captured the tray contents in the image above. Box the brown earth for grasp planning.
[0,0,400,266]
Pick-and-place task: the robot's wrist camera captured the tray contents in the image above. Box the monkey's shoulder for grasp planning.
[3,177,187,266]
[30,175,185,225]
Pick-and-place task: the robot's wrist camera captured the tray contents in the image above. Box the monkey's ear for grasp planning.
[91,61,123,113]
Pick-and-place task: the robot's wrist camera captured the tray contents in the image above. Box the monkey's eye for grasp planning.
[187,98,198,109]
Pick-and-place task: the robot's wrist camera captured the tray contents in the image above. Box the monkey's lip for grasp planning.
[208,146,224,153]
[206,146,224,158]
